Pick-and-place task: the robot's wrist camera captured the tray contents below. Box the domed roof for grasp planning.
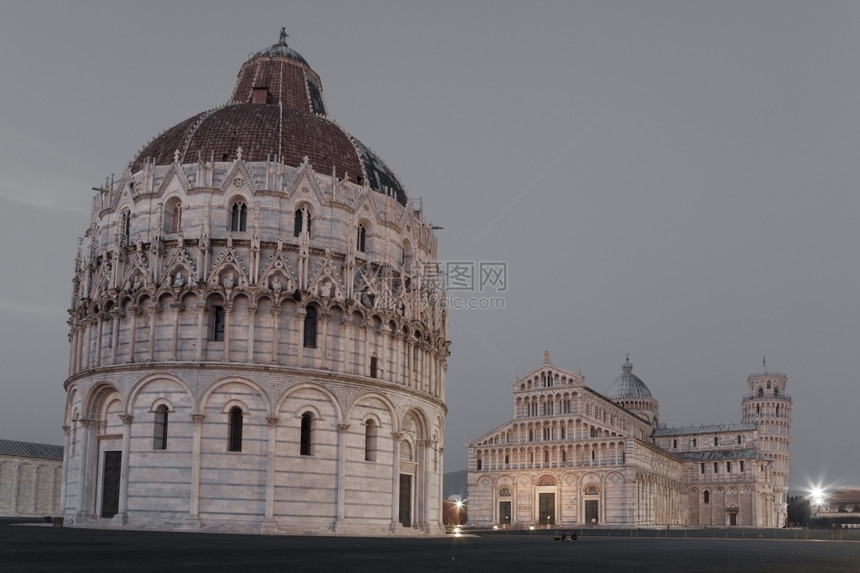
[606,357,653,400]
[130,29,407,205]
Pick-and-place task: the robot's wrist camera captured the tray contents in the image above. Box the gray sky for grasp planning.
[1,1,857,495]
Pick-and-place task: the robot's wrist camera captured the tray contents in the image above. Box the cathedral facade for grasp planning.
[60,31,449,535]
[467,355,791,528]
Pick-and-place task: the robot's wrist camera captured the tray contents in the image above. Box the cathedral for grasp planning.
[60,30,449,535]
[467,354,791,528]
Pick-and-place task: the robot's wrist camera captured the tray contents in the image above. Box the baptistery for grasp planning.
[60,30,449,535]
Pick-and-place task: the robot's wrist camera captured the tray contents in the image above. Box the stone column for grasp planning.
[68,328,77,375]
[261,416,279,533]
[390,432,403,532]
[335,423,350,531]
[147,303,159,361]
[392,331,403,383]
[60,425,71,517]
[195,303,206,362]
[75,419,93,522]
[112,414,133,525]
[405,337,414,388]
[361,324,371,377]
[110,309,122,365]
[419,439,432,530]
[170,302,184,360]
[246,304,257,362]
[128,306,141,363]
[318,313,330,370]
[82,319,93,370]
[270,307,282,364]
[188,414,204,527]
[223,303,233,361]
[295,307,306,366]
[378,323,390,380]
[94,313,105,367]
[340,317,352,374]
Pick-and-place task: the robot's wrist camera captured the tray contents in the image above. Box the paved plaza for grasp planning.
[1,519,857,572]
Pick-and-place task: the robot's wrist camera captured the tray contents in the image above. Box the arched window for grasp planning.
[364,420,377,461]
[303,306,318,348]
[756,404,760,415]
[767,381,771,389]
[165,200,182,234]
[737,435,742,444]
[356,224,366,252]
[153,404,169,450]
[211,305,226,341]
[228,407,243,452]
[230,201,247,232]
[370,356,378,378]
[773,387,779,397]
[300,412,312,456]
[294,208,311,237]
[171,202,182,233]
[672,439,678,449]
[120,208,131,246]
[757,387,763,398]
[703,490,710,504]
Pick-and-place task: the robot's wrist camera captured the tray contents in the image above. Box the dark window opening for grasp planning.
[212,305,225,341]
[231,202,247,232]
[357,224,366,252]
[704,490,710,504]
[294,209,311,237]
[370,356,378,378]
[153,404,169,450]
[365,420,377,461]
[303,306,318,348]
[228,407,243,452]
[300,413,312,456]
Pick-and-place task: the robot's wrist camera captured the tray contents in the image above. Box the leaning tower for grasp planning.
[742,369,791,526]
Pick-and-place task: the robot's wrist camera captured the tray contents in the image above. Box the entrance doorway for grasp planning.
[399,474,412,527]
[729,512,737,526]
[101,451,121,518]
[585,500,599,525]
[538,493,555,525]
[499,501,511,526]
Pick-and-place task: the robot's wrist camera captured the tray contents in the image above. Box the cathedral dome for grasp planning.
[130,29,407,205]
[606,357,653,400]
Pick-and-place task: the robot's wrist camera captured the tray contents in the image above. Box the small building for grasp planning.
[0,440,64,517]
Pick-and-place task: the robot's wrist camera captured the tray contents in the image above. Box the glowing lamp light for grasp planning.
[809,487,825,507]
